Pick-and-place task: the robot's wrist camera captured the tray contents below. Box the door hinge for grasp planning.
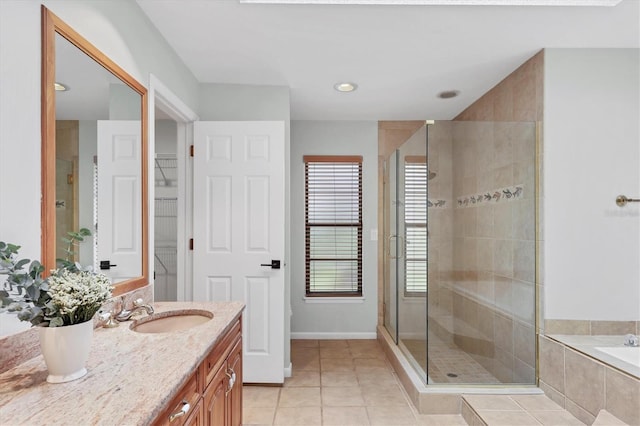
[190,145,194,157]
[189,238,194,250]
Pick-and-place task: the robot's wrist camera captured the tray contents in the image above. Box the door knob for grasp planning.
[100,260,117,270]
[260,260,281,269]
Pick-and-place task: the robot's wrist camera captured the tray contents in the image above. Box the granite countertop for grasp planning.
[0,301,245,425]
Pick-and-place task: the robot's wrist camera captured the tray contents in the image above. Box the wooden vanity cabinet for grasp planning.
[153,318,242,426]
[203,321,242,426]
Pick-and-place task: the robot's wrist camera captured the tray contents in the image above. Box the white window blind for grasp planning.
[304,156,363,296]
[404,158,427,295]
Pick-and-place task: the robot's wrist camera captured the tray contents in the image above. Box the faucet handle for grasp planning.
[624,334,639,347]
[132,298,145,307]
[98,311,119,328]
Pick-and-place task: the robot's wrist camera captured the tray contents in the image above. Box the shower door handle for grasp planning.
[387,235,405,259]
[387,235,398,259]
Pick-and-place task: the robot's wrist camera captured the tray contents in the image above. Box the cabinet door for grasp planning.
[204,364,227,426]
[226,338,243,426]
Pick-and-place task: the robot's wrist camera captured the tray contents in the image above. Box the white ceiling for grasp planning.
[136,0,639,120]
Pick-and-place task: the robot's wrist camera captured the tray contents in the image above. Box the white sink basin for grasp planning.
[130,309,213,333]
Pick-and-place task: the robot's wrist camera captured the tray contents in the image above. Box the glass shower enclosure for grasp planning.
[383,120,537,386]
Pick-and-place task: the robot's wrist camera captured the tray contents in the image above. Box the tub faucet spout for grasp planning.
[623,334,639,347]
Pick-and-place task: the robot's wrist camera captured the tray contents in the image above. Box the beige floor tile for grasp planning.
[293,360,321,373]
[291,347,320,361]
[322,406,371,426]
[415,414,469,425]
[278,387,321,407]
[321,370,359,387]
[322,386,366,407]
[367,405,418,426]
[354,357,390,370]
[350,346,387,359]
[243,406,276,425]
[273,407,321,425]
[320,347,352,359]
[319,340,349,348]
[530,410,585,425]
[321,357,355,372]
[361,384,411,406]
[244,386,281,408]
[292,353,321,372]
[356,368,397,386]
[283,369,320,387]
[347,339,380,347]
[477,410,541,425]
[593,409,628,425]
[291,339,319,348]
[511,395,563,411]
[463,395,523,410]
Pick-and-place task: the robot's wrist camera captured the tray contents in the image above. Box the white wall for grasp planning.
[290,121,379,337]
[0,0,199,265]
[543,48,640,321]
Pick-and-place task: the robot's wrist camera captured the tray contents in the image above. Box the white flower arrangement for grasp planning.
[43,269,112,327]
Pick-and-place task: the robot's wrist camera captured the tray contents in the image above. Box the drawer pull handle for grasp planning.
[225,368,237,395]
[169,400,190,422]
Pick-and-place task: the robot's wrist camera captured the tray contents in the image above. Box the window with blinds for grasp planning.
[404,157,427,295]
[304,156,363,296]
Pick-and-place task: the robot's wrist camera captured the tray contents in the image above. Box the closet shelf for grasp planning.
[155,154,177,186]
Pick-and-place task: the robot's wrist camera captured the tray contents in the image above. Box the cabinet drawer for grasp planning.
[154,370,202,426]
[204,319,241,388]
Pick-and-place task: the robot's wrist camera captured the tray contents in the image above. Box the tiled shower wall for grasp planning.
[448,120,537,383]
[444,51,543,383]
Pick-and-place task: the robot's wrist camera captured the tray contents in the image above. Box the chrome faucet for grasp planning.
[114,298,154,322]
[623,334,639,347]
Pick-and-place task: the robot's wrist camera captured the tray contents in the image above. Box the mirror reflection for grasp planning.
[54,33,142,284]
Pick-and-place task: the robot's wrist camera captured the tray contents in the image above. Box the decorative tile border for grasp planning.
[456,184,524,208]
[428,199,447,208]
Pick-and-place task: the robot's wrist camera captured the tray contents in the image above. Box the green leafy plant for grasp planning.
[0,229,112,327]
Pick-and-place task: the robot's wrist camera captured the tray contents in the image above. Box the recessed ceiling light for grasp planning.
[334,82,358,92]
[240,0,622,6]
[54,82,69,92]
[438,90,460,99]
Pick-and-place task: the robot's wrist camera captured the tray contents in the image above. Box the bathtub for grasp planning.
[549,334,640,379]
[595,346,640,368]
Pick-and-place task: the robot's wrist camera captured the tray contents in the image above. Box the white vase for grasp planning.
[38,320,94,383]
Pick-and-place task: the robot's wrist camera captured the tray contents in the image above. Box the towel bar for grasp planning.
[616,195,640,207]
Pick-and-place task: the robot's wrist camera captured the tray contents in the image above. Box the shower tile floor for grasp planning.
[402,333,500,384]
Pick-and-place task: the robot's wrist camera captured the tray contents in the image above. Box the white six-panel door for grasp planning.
[97,120,142,282]
[193,121,285,384]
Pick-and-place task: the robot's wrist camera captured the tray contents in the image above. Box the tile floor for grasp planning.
[462,394,586,425]
[242,339,468,425]
[242,339,590,425]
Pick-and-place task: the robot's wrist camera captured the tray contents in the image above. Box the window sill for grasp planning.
[303,296,366,304]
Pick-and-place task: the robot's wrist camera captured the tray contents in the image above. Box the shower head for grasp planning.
[428,171,437,180]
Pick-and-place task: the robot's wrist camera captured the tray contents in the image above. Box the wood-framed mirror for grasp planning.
[41,6,148,296]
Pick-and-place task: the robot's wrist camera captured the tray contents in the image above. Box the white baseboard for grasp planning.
[290,332,377,340]
[284,362,292,378]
